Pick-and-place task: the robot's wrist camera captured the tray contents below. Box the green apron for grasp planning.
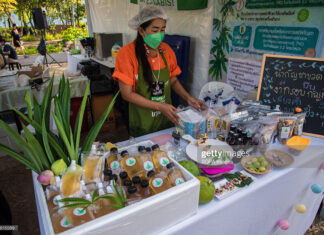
[129,53,172,137]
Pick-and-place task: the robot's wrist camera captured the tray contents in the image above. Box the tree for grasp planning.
[0,0,17,25]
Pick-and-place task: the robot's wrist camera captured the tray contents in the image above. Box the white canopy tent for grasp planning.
[84,0,214,98]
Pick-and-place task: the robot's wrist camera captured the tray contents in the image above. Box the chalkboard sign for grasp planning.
[257,54,324,138]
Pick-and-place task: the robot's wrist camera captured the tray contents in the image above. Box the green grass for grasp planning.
[17,43,64,55]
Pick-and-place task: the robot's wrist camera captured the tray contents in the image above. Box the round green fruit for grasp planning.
[179,160,199,177]
[259,167,266,172]
[261,161,269,167]
[253,161,261,168]
[51,159,67,176]
[258,156,266,162]
[197,176,215,204]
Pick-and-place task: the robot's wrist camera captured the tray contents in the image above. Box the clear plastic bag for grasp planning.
[277,116,297,144]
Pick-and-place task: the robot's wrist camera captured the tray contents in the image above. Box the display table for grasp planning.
[34,128,324,235]
[117,128,324,235]
[0,76,88,112]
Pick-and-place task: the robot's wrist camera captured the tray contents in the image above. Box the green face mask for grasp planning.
[143,32,165,49]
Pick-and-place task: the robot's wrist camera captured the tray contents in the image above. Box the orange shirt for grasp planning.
[112,41,181,92]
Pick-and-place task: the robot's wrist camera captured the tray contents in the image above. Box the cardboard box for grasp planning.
[91,94,116,130]
[18,65,43,78]
[32,140,200,235]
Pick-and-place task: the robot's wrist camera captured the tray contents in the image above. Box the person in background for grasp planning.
[113,6,205,137]
[0,38,18,63]
[11,23,27,58]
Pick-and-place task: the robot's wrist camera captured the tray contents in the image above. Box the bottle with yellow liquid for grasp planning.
[138,146,156,176]
[148,171,172,194]
[61,160,83,197]
[140,179,152,198]
[46,176,62,214]
[63,194,95,226]
[93,183,116,218]
[120,150,145,179]
[126,186,142,205]
[51,201,73,233]
[166,162,186,186]
[83,145,103,183]
[106,147,121,175]
[151,144,172,174]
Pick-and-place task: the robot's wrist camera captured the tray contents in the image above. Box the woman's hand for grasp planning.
[157,103,179,125]
[187,96,206,111]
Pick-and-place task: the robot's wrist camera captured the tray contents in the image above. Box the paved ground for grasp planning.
[18,52,67,66]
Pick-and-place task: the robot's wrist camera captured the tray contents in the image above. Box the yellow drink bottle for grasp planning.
[106,147,121,175]
[63,194,95,226]
[140,179,152,198]
[83,145,103,183]
[120,150,145,179]
[51,201,73,233]
[151,144,172,174]
[61,160,82,197]
[93,183,116,218]
[138,146,156,176]
[166,162,186,186]
[126,186,142,205]
[148,172,172,194]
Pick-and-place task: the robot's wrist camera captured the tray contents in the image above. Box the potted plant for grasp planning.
[0,75,119,178]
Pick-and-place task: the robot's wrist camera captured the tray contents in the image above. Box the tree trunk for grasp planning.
[5,11,13,25]
[76,0,80,27]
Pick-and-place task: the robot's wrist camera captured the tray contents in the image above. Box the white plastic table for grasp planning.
[117,128,324,235]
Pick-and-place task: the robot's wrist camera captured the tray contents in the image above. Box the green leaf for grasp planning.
[58,197,90,203]
[9,105,69,164]
[92,189,98,202]
[62,79,71,127]
[42,114,55,165]
[110,205,123,209]
[25,90,33,120]
[0,143,39,173]
[0,120,42,173]
[74,82,90,156]
[60,203,90,209]
[22,124,50,169]
[53,113,75,160]
[82,91,119,152]
[41,75,54,131]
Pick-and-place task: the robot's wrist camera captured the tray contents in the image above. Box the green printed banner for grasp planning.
[253,26,319,55]
[246,0,324,9]
[130,0,208,10]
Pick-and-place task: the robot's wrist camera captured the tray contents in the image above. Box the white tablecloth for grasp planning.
[0,76,88,112]
[117,128,324,235]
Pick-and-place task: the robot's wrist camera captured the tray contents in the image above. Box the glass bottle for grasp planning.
[138,146,156,175]
[83,145,103,183]
[62,194,95,226]
[103,169,112,185]
[148,171,172,194]
[51,201,73,233]
[106,147,121,175]
[151,144,172,174]
[119,171,130,185]
[166,162,186,186]
[120,150,145,179]
[132,176,141,192]
[140,179,152,198]
[45,176,61,215]
[127,186,142,205]
[93,184,116,218]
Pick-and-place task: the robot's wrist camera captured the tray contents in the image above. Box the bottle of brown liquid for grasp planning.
[166,162,186,186]
[126,186,142,205]
[140,179,152,198]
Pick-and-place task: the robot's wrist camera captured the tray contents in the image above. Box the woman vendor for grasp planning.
[113,6,204,137]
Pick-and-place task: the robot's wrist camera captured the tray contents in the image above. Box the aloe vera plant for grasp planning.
[0,75,119,174]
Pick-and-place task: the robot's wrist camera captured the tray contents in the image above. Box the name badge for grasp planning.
[151,82,165,102]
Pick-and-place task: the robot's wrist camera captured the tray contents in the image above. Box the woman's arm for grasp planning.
[170,76,205,110]
[118,81,179,124]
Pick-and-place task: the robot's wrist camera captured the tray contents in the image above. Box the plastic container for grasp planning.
[176,107,206,139]
[286,136,311,155]
[111,42,121,64]
[33,140,200,235]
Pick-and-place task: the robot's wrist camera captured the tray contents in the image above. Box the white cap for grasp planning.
[55,176,61,183]
[128,6,168,30]
[99,188,105,196]
[85,194,91,201]
[106,186,114,194]
[91,144,97,154]
[97,182,103,189]
[70,160,76,171]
